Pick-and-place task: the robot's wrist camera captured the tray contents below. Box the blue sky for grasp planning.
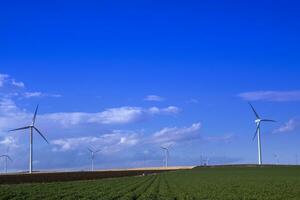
[0,1,300,171]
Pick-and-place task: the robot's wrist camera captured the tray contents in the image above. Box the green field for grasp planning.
[1,166,300,200]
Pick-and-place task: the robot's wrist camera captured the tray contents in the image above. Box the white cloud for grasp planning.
[51,123,203,153]
[0,98,18,113]
[144,95,165,102]
[91,107,146,124]
[0,136,19,148]
[51,131,139,153]
[0,74,9,87]
[152,123,201,145]
[43,106,179,127]
[273,119,299,134]
[0,73,61,99]
[238,91,300,102]
[0,74,25,88]
[23,92,61,98]
[11,79,25,88]
[48,94,62,98]
[24,92,43,98]
[0,98,30,130]
[162,106,179,114]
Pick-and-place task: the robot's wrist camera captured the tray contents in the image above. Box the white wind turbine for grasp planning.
[161,145,171,168]
[9,105,49,174]
[249,103,276,165]
[88,147,101,171]
[206,156,210,166]
[0,155,12,173]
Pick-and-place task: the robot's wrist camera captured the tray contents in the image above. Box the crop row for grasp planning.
[1,166,300,200]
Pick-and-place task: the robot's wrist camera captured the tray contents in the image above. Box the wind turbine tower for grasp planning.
[0,155,12,173]
[161,146,170,168]
[9,105,49,173]
[274,154,279,165]
[249,103,276,165]
[88,147,101,171]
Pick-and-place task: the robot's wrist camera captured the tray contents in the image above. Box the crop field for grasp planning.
[1,166,300,200]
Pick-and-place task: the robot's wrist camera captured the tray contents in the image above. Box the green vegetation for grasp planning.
[1,166,300,200]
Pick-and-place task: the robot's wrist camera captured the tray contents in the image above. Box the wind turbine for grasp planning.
[161,145,171,168]
[249,103,276,165]
[88,147,101,171]
[206,156,210,166]
[273,154,279,165]
[0,155,12,173]
[9,105,49,174]
[200,155,203,166]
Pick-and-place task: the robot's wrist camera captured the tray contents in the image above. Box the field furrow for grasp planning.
[1,166,300,200]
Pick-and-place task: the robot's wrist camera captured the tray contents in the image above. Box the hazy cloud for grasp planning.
[188,98,199,104]
[144,95,165,102]
[11,79,25,88]
[238,91,300,102]
[273,119,300,134]
[0,74,9,87]
[0,73,61,99]
[0,73,24,88]
[204,133,235,143]
[23,92,62,98]
[0,136,19,148]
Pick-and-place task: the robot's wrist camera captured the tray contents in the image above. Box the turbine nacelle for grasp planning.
[255,119,261,124]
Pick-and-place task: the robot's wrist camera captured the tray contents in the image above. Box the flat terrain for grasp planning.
[0,167,189,184]
[1,166,300,200]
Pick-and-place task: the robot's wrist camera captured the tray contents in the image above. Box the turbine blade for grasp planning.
[95,149,101,153]
[261,119,276,122]
[6,155,12,161]
[0,155,12,161]
[8,126,31,132]
[252,125,260,141]
[87,148,93,152]
[249,102,260,119]
[32,104,39,125]
[33,127,49,144]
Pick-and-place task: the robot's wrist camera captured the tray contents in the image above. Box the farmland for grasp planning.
[1,166,300,200]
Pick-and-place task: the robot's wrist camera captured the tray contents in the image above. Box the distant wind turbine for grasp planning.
[9,105,49,174]
[273,154,279,165]
[249,103,276,165]
[161,145,171,168]
[200,155,203,166]
[206,156,210,166]
[88,147,101,171]
[0,155,12,173]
